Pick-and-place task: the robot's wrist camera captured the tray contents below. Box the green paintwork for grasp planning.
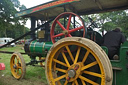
[29,40,53,57]
[101,46,108,55]
[15,0,80,17]
[111,41,128,85]
[102,41,128,85]
[29,40,37,53]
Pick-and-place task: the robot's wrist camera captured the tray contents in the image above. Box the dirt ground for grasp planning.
[0,71,48,85]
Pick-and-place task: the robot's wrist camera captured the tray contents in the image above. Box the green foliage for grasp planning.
[81,16,91,26]
[102,22,116,31]
[83,10,128,37]
[0,0,29,39]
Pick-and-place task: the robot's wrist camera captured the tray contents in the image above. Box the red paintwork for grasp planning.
[32,0,79,12]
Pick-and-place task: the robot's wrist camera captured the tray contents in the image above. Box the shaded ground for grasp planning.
[0,74,48,85]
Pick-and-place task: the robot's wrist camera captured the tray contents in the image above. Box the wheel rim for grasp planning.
[50,12,85,43]
[46,37,113,85]
[10,52,26,79]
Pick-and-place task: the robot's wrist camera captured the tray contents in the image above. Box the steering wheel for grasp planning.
[50,12,86,43]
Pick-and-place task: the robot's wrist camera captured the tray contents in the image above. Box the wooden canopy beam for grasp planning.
[93,0,103,10]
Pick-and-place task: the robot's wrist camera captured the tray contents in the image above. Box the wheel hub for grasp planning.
[68,69,76,78]
[63,30,69,35]
[13,64,17,69]
[66,62,83,82]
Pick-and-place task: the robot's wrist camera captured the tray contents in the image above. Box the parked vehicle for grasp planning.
[0,38,16,47]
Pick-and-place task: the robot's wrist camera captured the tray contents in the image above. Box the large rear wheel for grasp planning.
[45,37,113,85]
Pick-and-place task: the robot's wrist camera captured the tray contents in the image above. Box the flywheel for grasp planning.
[10,52,26,79]
[50,12,86,43]
[45,37,113,85]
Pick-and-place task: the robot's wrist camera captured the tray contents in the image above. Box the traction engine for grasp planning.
[9,12,128,85]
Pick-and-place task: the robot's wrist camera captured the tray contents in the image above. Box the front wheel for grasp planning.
[10,52,26,79]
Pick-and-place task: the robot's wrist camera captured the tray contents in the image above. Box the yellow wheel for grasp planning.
[45,37,113,85]
[39,57,46,67]
[10,52,26,79]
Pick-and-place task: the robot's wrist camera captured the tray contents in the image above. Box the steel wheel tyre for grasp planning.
[45,37,113,85]
[10,52,26,79]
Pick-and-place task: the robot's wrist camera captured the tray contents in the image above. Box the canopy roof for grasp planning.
[15,0,128,19]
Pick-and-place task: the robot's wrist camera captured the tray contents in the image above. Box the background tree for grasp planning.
[82,10,128,37]
[0,0,30,39]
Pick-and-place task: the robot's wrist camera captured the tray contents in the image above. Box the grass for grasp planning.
[0,45,48,85]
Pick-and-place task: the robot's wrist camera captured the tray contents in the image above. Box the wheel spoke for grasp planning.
[81,80,86,85]
[55,67,67,73]
[13,69,16,72]
[57,81,61,85]
[72,82,75,85]
[79,75,99,85]
[57,20,66,31]
[83,71,102,78]
[52,33,64,38]
[53,59,68,67]
[61,52,70,67]
[81,61,98,71]
[69,26,83,33]
[17,65,21,69]
[74,46,81,64]
[65,35,67,37]
[54,74,66,82]
[64,80,68,85]
[13,60,15,65]
[82,51,90,63]
[68,34,72,37]
[65,46,74,62]
[67,15,72,30]
[75,80,79,85]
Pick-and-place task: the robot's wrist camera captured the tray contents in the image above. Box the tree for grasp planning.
[82,10,128,37]
[0,0,28,38]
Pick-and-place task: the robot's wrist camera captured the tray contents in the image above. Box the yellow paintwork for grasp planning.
[74,46,81,64]
[65,46,74,61]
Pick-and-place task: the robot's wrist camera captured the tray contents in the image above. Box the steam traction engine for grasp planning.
[9,0,128,85]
